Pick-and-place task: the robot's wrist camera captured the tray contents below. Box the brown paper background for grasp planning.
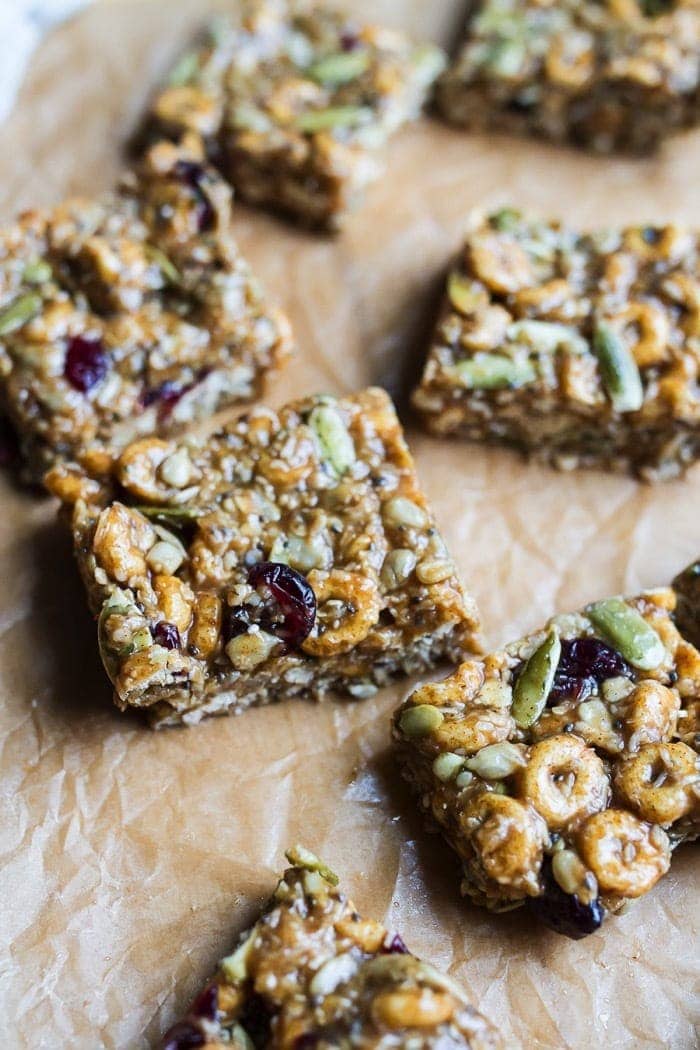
[0,2,698,1047]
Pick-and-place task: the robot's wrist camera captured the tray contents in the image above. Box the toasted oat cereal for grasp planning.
[438,0,700,154]
[140,0,445,229]
[393,571,700,937]
[158,847,503,1049]
[412,208,700,480]
[47,387,480,727]
[0,138,292,484]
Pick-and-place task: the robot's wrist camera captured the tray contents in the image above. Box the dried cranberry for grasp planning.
[152,621,181,650]
[141,379,187,413]
[190,983,218,1021]
[64,335,108,393]
[528,860,605,940]
[382,932,409,954]
[547,637,632,705]
[173,160,215,232]
[340,28,359,50]
[160,1020,205,1050]
[247,562,316,647]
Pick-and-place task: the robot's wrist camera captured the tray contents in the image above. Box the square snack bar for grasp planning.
[158,847,503,1050]
[142,0,445,228]
[412,208,700,480]
[393,574,700,939]
[0,139,292,483]
[48,387,480,727]
[438,0,700,154]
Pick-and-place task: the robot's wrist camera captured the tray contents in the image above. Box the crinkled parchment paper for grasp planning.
[0,2,698,1047]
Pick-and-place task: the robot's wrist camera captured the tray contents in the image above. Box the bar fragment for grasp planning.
[0,139,293,484]
[141,0,445,229]
[47,387,480,726]
[438,0,700,155]
[158,848,503,1049]
[412,209,700,480]
[393,574,700,938]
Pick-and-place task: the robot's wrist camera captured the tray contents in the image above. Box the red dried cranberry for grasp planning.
[547,637,631,705]
[340,28,359,50]
[247,562,316,647]
[152,622,181,650]
[173,160,215,232]
[238,993,274,1045]
[382,932,409,954]
[64,335,108,393]
[160,1021,205,1050]
[190,983,218,1021]
[528,860,605,939]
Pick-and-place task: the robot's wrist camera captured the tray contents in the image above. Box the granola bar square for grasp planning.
[0,139,292,484]
[393,574,700,938]
[438,0,700,154]
[157,847,503,1049]
[142,0,445,229]
[412,208,700,480]
[48,387,480,727]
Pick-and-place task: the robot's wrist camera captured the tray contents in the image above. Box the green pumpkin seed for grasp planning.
[145,245,181,285]
[97,596,132,678]
[447,271,484,315]
[512,629,561,729]
[285,844,339,886]
[490,207,521,232]
[486,37,527,77]
[308,403,355,476]
[586,598,665,670]
[167,50,200,87]
[432,751,464,782]
[0,293,42,336]
[399,704,444,737]
[231,103,274,132]
[230,1024,255,1050]
[22,259,53,285]
[295,105,373,133]
[308,50,370,85]
[507,319,589,355]
[220,928,257,984]
[134,504,201,523]
[449,353,536,390]
[411,43,447,83]
[593,322,644,413]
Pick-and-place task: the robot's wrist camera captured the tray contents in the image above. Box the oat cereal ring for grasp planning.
[577,809,670,898]
[301,569,381,657]
[517,734,611,831]
[459,793,548,896]
[620,679,680,751]
[615,742,700,825]
[117,437,198,503]
[433,707,515,753]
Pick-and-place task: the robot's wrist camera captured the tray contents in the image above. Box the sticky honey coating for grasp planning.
[0,137,292,485]
[158,849,504,1049]
[139,0,446,229]
[393,581,700,935]
[48,387,480,727]
[438,0,700,155]
[412,208,700,481]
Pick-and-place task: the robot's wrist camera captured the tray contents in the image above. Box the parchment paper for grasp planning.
[0,2,698,1047]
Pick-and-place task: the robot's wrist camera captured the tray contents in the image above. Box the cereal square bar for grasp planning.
[158,847,503,1049]
[48,387,480,727]
[142,0,445,229]
[0,139,292,484]
[412,208,700,480]
[393,573,700,938]
[438,0,700,154]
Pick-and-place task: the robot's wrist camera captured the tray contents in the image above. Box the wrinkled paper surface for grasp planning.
[0,2,698,1047]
